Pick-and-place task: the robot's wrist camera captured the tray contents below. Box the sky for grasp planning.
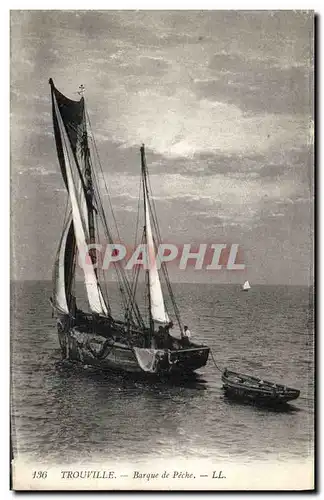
[10,10,314,284]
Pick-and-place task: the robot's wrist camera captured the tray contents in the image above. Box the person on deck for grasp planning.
[181,325,191,347]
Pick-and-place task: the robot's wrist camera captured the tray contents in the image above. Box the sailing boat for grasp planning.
[49,79,210,375]
[242,280,251,292]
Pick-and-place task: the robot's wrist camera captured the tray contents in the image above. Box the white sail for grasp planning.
[144,188,169,325]
[53,94,108,315]
[52,213,73,315]
[243,280,251,290]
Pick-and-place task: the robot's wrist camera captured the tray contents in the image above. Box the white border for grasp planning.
[3,4,318,498]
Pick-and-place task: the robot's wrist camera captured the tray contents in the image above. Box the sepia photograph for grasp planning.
[10,10,314,490]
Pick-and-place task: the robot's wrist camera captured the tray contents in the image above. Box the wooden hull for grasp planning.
[57,322,210,376]
[222,370,300,405]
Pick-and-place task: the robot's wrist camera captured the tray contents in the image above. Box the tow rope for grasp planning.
[210,349,224,373]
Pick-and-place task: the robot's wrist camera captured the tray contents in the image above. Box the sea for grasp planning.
[11,281,314,466]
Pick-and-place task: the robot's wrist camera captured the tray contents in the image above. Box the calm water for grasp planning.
[11,281,314,465]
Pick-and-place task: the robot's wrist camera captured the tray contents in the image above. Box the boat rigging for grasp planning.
[49,78,210,375]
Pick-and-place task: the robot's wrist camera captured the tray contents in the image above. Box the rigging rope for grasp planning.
[91,167,129,317]
[145,166,183,333]
[85,109,145,329]
[210,349,223,373]
[94,210,112,316]
[86,110,122,242]
[132,177,142,279]
[126,229,144,324]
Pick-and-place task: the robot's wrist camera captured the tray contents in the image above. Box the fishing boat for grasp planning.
[48,79,210,375]
[242,280,251,292]
[222,369,300,405]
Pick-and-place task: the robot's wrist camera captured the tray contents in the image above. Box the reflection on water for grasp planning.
[11,281,314,465]
[222,393,301,414]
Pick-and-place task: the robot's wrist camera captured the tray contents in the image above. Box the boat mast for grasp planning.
[141,144,154,334]
[79,85,96,262]
[140,150,183,335]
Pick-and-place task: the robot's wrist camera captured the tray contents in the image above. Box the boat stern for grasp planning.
[167,346,210,373]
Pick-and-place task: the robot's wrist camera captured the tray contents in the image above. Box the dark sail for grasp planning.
[49,78,96,246]
[49,78,86,191]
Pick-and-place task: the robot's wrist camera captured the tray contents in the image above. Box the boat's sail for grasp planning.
[50,80,184,336]
[52,213,74,315]
[143,170,170,325]
[242,280,251,291]
[50,80,86,193]
[50,80,108,316]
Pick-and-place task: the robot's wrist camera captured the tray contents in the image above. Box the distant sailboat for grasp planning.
[242,280,251,292]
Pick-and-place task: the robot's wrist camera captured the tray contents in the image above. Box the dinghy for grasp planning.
[222,369,300,405]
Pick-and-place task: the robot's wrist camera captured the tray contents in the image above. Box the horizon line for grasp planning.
[10,278,313,287]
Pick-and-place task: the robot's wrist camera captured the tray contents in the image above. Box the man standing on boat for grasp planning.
[181,325,191,346]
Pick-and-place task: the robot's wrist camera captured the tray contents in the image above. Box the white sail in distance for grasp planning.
[144,185,169,325]
[242,280,251,291]
[53,94,108,316]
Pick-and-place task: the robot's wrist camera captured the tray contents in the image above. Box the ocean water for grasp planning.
[11,281,314,466]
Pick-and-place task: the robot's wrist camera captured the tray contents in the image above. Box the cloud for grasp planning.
[10,10,312,167]
[29,166,57,176]
[102,88,309,158]
[197,63,312,115]
[102,170,302,227]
